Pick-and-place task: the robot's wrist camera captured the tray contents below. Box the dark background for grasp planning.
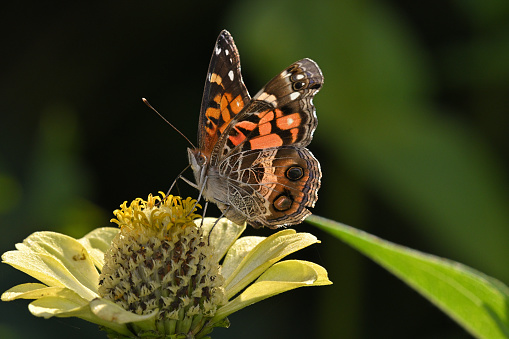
[1,1,508,338]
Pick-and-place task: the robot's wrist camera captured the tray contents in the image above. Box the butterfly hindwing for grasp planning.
[218,146,321,228]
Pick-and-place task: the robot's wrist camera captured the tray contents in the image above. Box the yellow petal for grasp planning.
[2,231,99,300]
[89,298,157,326]
[29,296,88,318]
[27,295,156,336]
[223,230,320,299]
[198,218,246,263]
[1,283,84,303]
[214,260,331,319]
[221,236,265,279]
[78,227,119,269]
[29,297,132,336]
[2,283,47,301]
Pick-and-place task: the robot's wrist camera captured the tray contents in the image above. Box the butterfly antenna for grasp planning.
[142,98,196,148]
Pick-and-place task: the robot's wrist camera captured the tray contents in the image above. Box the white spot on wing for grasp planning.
[295,74,305,80]
[228,70,234,81]
[225,49,229,56]
[216,46,221,55]
[290,92,301,101]
[256,92,278,106]
[258,92,268,100]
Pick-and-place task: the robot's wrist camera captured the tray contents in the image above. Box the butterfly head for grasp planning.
[187,148,208,186]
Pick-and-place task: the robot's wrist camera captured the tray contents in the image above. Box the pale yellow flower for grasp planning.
[2,193,331,338]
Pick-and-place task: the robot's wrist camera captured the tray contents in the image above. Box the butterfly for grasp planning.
[187,30,322,229]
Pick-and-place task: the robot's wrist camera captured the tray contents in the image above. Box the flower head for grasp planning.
[2,193,331,338]
[99,194,225,337]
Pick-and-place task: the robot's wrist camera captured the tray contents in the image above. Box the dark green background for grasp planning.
[1,1,508,338]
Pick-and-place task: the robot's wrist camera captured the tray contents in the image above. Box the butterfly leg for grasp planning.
[178,175,199,190]
[161,165,204,217]
[207,204,231,245]
[200,200,209,227]
[185,175,208,217]
[162,164,193,204]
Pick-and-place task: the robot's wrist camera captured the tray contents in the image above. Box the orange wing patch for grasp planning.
[229,129,247,146]
[259,121,272,136]
[205,94,222,121]
[210,73,223,85]
[276,112,301,130]
[258,110,274,125]
[258,110,274,136]
[236,120,257,131]
[249,134,283,150]
[289,127,299,143]
[220,93,233,125]
[227,120,257,147]
[205,107,220,120]
[231,95,244,114]
[217,92,247,135]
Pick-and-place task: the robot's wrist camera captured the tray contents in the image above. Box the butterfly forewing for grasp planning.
[215,58,323,160]
[198,30,251,157]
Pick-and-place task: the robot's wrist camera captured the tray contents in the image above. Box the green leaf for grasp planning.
[307,215,509,339]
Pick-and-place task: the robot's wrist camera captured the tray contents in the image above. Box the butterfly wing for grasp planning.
[197,30,251,158]
[215,59,323,228]
[218,146,321,228]
[213,58,323,161]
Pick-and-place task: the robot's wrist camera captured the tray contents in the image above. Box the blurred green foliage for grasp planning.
[1,1,508,338]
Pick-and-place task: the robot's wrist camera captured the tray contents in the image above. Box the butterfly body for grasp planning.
[188,30,323,229]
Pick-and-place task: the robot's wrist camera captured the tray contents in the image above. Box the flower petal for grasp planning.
[198,218,246,263]
[214,260,332,319]
[78,227,119,269]
[2,231,99,300]
[221,236,265,279]
[25,291,156,336]
[29,294,89,318]
[28,296,133,336]
[223,229,320,299]
[89,298,157,326]
[2,283,48,301]
[2,283,82,302]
